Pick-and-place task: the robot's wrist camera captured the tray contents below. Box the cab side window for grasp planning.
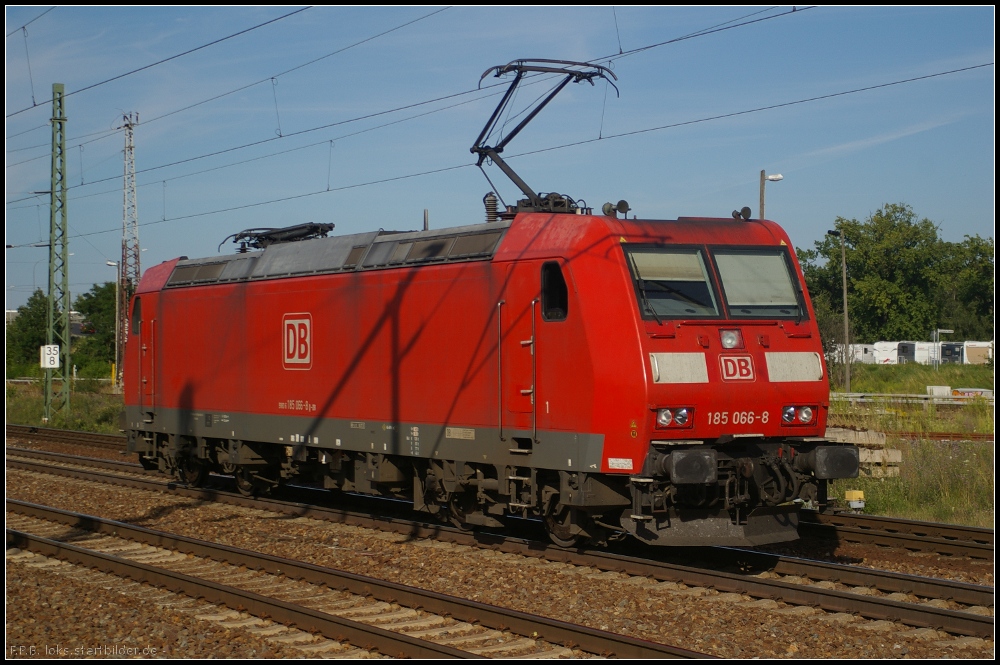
[130,297,141,335]
[541,262,568,321]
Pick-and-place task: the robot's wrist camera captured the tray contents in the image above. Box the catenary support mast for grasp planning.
[44,83,70,421]
[117,112,141,387]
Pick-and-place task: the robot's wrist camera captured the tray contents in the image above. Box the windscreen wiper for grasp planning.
[642,280,712,309]
[626,252,661,325]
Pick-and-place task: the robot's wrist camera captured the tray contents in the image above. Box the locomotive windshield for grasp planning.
[625,245,804,320]
[714,248,803,318]
[625,248,720,318]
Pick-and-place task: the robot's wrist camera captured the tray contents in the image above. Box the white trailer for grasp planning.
[963,341,994,365]
[873,341,898,365]
[849,343,875,364]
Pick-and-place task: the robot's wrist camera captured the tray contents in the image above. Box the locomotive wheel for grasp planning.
[235,467,272,498]
[447,491,476,531]
[545,505,586,548]
[177,456,208,487]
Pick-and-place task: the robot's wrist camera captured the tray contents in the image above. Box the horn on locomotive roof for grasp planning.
[218,222,335,253]
[471,59,618,214]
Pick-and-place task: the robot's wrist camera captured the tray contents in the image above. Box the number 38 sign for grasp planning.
[40,344,60,369]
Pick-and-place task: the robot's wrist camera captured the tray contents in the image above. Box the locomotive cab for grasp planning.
[607,217,859,545]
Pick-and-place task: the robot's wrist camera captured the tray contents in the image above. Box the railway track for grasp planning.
[7,447,993,639]
[799,510,994,559]
[6,424,127,451]
[7,499,702,659]
[7,423,994,560]
[888,431,994,442]
[8,444,994,560]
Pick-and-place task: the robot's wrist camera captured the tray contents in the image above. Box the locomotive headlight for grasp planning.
[673,408,690,426]
[656,408,673,427]
[797,406,814,423]
[720,329,743,349]
[782,406,796,423]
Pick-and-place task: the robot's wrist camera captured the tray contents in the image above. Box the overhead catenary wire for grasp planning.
[15,61,988,247]
[19,27,38,106]
[7,12,981,221]
[600,5,801,64]
[4,7,449,145]
[5,6,312,119]
[5,83,509,206]
[5,6,55,38]
[8,125,123,154]
[512,62,995,158]
[3,6,784,164]
[6,6,793,199]
[5,83,508,211]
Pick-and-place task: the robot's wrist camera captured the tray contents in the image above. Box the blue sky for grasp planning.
[5,6,994,311]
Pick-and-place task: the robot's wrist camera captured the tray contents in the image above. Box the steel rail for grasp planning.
[6,424,126,450]
[7,446,152,474]
[9,442,995,559]
[6,529,470,659]
[800,511,994,558]
[6,500,707,660]
[702,547,994,608]
[498,541,994,638]
[7,454,993,638]
[887,431,994,442]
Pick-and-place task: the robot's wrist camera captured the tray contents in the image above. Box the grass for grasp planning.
[828,397,994,435]
[6,381,123,435]
[832,438,994,528]
[830,362,994,394]
[828,363,994,434]
[825,363,994,527]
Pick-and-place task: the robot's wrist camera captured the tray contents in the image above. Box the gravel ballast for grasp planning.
[5,468,994,659]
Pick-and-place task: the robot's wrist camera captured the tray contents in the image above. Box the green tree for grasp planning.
[5,289,49,376]
[72,281,117,376]
[797,203,994,344]
[934,235,995,340]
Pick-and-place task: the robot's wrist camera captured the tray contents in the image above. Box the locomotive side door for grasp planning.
[501,263,539,440]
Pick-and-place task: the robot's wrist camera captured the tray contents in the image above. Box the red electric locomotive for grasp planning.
[123,61,858,547]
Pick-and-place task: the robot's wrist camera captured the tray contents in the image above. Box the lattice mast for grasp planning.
[117,112,140,387]
[44,83,71,421]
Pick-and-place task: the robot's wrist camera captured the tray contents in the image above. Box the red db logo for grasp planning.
[282,314,312,369]
[721,355,755,381]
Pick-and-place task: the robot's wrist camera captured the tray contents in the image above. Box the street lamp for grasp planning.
[933,328,954,371]
[759,170,783,220]
[107,260,121,392]
[827,229,850,392]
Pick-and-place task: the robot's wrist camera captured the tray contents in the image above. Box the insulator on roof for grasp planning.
[484,192,498,223]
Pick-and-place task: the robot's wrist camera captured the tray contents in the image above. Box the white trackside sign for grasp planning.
[40,344,60,369]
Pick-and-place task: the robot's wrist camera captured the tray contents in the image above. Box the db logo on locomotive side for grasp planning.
[282,313,312,370]
[720,355,755,381]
